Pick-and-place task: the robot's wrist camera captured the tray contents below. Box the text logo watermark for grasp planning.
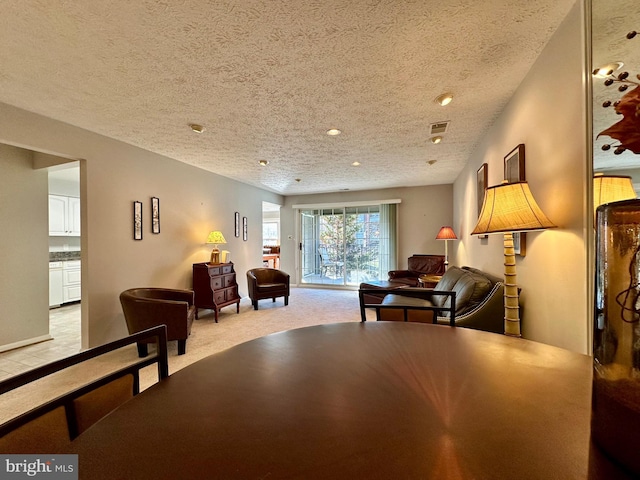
[0,456,77,479]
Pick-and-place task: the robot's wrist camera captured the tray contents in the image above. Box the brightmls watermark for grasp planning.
[0,456,77,479]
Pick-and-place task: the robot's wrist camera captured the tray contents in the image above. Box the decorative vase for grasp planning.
[592,199,640,475]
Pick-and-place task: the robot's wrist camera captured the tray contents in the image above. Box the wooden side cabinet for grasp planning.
[192,262,240,322]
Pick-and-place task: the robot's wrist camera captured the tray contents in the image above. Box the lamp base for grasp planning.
[210,247,221,264]
[503,232,521,337]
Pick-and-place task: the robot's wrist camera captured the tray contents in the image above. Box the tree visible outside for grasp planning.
[318,209,380,283]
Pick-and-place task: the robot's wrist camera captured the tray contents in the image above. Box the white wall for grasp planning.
[453,2,588,353]
[280,184,453,282]
[0,144,50,349]
[0,103,283,348]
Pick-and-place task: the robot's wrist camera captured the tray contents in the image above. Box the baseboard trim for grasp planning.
[0,334,53,353]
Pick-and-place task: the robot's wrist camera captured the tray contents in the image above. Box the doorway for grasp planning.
[262,202,281,268]
[48,163,81,348]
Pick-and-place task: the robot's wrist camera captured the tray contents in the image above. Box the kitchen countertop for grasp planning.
[49,251,81,262]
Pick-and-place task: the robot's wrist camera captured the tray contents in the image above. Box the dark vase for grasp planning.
[592,199,640,476]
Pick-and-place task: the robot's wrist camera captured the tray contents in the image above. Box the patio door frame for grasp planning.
[293,199,401,287]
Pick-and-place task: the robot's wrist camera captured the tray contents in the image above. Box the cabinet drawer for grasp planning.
[63,260,81,269]
[208,266,222,276]
[210,277,223,289]
[222,265,232,274]
[226,286,238,300]
[213,290,226,304]
[223,274,236,288]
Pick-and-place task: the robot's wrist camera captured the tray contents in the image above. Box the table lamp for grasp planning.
[435,226,457,269]
[206,231,227,264]
[471,181,556,337]
[593,173,636,213]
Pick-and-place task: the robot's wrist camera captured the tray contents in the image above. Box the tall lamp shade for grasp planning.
[471,182,556,337]
[593,174,636,212]
[436,226,457,269]
[206,231,227,264]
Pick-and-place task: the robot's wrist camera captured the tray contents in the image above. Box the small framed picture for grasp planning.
[476,163,488,239]
[151,197,160,234]
[242,216,248,241]
[504,144,526,256]
[504,144,525,183]
[513,231,526,256]
[235,212,240,238]
[133,201,143,240]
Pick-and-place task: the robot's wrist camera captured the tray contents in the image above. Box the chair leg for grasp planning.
[253,300,258,310]
[272,298,276,303]
[137,343,148,358]
[285,296,289,306]
[178,340,186,355]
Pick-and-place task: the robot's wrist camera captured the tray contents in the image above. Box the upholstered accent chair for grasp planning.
[120,288,196,356]
[388,254,446,287]
[247,268,290,310]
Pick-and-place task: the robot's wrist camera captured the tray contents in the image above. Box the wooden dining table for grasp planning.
[68,322,630,479]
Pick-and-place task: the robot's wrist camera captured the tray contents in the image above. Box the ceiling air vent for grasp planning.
[430,121,450,135]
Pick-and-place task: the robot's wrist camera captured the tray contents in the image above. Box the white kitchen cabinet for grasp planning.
[49,195,81,236]
[49,261,64,307]
[63,260,81,303]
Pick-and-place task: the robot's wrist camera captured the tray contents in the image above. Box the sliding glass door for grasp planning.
[298,204,396,286]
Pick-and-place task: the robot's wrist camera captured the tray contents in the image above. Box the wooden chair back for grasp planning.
[0,325,168,453]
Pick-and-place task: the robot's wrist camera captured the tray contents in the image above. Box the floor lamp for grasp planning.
[436,226,457,270]
[471,182,556,337]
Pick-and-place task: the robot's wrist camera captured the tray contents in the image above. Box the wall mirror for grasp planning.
[592,0,640,191]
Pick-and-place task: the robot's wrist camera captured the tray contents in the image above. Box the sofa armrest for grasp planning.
[437,282,505,334]
[388,269,414,280]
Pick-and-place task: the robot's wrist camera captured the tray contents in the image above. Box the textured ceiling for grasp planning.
[1,0,576,195]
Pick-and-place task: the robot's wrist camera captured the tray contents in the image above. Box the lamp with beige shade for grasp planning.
[593,173,636,212]
[471,181,556,337]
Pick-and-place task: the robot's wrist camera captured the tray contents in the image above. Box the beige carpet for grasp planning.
[0,287,375,424]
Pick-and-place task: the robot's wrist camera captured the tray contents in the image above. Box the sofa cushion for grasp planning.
[379,294,435,323]
[431,266,466,307]
[441,270,493,316]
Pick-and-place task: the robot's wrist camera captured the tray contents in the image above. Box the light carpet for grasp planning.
[0,287,375,424]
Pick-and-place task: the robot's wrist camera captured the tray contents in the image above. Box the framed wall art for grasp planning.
[504,144,526,256]
[151,197,160,234]
[235,212,240,238]
[242,216,248,241]
[504,144,525,183]
[133,201,143,240]
[476,163,488,239]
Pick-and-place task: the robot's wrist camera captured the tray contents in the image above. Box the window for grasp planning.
[262,221,279,246]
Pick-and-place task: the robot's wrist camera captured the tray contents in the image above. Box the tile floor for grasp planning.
[0,303,81,381]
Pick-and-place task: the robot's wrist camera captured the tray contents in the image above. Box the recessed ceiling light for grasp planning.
[430,136,443,144]
[427,160,437,166]
[189,123,205,133]
[326,128,342,136]
[258,160,269,166]
[352,161,361,166]
[295,178,301,182]
[435,93,453,106]
[592,62,624,78]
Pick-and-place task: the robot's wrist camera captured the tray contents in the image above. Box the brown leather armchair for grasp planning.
[120,288,196,356]
[247,268,290,310]
[388,254,445,287]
